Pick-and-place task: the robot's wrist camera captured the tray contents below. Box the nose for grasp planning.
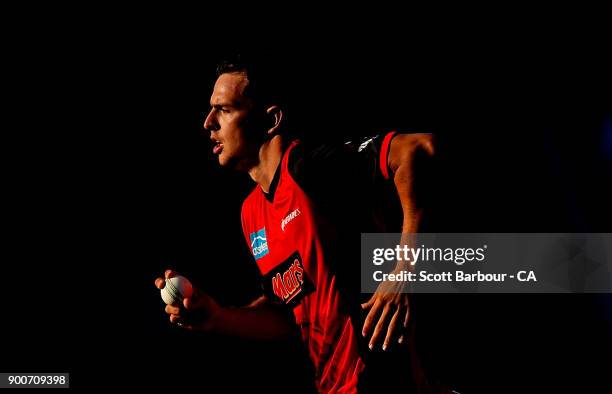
[203,109,219,132]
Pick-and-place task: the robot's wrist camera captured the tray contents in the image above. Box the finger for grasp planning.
[369,304,395,350]
[383,308,402,351]
[361,295,376,310]
[155,278,165,289]
[362,299,382,337]
[398,307,411,344]
[165,270,178,279]
[169,314,183,324]
[165,304,180,315]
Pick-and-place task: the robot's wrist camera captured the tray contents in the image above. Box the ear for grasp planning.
[265,105,283,135]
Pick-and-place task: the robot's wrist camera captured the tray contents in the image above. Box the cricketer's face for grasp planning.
[204,72,261,170]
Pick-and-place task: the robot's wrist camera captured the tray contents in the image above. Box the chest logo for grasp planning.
[281,208,301,231]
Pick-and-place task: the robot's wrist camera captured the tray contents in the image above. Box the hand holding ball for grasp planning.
[160,275,193,305]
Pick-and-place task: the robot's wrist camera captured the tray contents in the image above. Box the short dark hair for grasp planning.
[216,52,289,110]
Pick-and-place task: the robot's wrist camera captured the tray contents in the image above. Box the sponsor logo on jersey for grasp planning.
[281,208,301,231]
[250,227,269,260]
[262,251,314,307]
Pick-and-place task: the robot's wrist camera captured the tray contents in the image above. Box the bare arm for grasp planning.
[156,271,296,340]
[206,295,297,340]
[361,133,435,350]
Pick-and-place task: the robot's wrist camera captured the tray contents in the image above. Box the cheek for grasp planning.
[227,125,248,146]
[222,114,251,149]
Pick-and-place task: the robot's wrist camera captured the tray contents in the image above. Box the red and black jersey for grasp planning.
[241,132,402,393]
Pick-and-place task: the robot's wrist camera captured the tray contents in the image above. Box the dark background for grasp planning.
[3,8,611,393]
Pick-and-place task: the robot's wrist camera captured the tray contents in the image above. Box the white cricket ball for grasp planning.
[160,275,193,305]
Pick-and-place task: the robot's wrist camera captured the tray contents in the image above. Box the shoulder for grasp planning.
[286,139,356,182]
[288,138,351,165]
[284,138,373,209]
[387,133,436,174]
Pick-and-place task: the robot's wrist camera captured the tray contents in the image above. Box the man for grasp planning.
[155,54,443,393]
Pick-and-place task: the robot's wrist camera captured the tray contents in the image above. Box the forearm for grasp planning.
[396,166,422,234]
[212,296,296,340]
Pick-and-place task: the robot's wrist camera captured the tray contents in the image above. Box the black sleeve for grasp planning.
[289,134,394,187]
[287,134,400,228]
[289,138,367,199]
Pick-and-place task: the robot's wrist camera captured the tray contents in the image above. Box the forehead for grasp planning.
[210,72,249,105]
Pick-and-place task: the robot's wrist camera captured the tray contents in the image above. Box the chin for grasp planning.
[217,153,234,168]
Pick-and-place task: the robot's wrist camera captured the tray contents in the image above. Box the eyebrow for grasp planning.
[211,103,233,109]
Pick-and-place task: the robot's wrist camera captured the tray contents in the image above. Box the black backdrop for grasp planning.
[4,12,612,393]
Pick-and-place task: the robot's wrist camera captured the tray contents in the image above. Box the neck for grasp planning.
[247,135,285,193]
